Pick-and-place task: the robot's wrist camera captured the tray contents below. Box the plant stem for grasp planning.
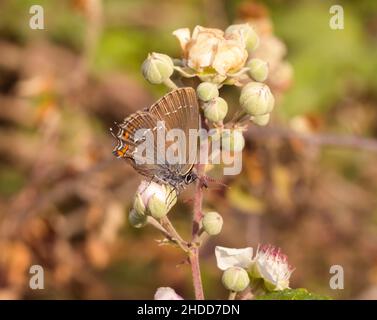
[161,216,188,252]
[163,78,178,90]
[228,291,237,300]
[189,162,206,300]
[189,247,204,300]
[192,164,205,242]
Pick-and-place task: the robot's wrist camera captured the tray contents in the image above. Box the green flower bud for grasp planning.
[222,267,250,292]
[225,23,260,51]
[129,209,147,228]
[133,193,146,216]
[203,97,228,123]
[251,113,270,126]
[240,82,274,116]
[135,181,177,220]
[202,211,223,235]
[147,194,168,219]
[247,58,269,82]
[221,129,245,152]
[197,82,219,102]
[142,52,174,84]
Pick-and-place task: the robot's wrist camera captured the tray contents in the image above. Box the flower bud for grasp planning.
[154,287,183,300]
[128,209,147,228]
[133,193,146,216]
[222,267,250,292]
[247,58,269,82]
[203,97,228,123]
[251,113,270,126]
[202,211,223,235]
[135,181,177,219]
[141,52,174,84]
[225,23,260,51]
[221,129,245,152]
[148,194,169,219]
[240,82,274,116]
[197,82,219,102]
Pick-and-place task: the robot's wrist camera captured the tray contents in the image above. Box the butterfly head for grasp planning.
[183,171,197,185]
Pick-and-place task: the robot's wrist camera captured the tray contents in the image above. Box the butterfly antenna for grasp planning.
[110,121,120,138]
[202,175,229,189]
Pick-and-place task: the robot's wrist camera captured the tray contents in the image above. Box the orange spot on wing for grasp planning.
[116,145,129,157]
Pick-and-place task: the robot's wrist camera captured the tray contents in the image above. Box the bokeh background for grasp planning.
[1,0,377,299]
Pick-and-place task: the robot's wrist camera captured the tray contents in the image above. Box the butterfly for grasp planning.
[111,87,200,192]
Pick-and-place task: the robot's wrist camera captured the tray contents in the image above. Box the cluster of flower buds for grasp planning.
[141,23,275,132]
[215,245,294,294]
[129,181,177,228]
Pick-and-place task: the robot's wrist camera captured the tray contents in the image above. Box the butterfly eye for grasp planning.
[185,172,197,184]
[184,173,193,184]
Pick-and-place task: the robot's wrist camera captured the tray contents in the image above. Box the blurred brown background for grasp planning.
[0,0,377,299]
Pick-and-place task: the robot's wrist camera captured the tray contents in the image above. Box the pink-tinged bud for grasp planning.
[240,82,274,116]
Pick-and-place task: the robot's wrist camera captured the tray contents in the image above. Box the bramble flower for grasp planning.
[154,287,183,300]
[172,25,249,84]
[133,181,177,219]
[215,246,253,270]
[249,244,294,291]
[215,245,294,292]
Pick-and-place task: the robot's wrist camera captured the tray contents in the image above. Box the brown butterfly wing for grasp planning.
[112,87,200,181]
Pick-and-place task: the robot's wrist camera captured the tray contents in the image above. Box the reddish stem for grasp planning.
[189,247,204,300]
[189,163,205,300]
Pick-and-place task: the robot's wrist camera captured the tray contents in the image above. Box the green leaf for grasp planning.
[257,288,331,300]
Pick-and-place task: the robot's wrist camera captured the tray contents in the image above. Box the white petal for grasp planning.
[215,246,253,270]
[137,181,166,204]
[172,28,191,51]
[154,287,183,300]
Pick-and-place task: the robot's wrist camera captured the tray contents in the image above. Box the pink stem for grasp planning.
[189,163,205,300]
[189,247,204,300]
